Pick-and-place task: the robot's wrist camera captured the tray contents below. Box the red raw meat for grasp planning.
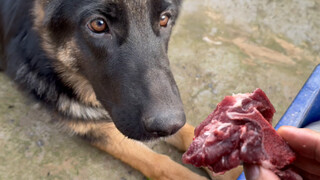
[182,88,298,179]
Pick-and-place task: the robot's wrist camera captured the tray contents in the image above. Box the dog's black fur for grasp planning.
[0,0,185,141]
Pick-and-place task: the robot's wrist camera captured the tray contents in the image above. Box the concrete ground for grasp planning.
[0,0,319,179]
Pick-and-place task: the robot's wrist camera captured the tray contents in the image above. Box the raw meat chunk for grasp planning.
[182,89,297,179]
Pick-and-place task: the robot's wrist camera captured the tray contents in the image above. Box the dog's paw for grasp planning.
[149,155,208,180]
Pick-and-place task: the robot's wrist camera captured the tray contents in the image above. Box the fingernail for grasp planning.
[244,164,260,180]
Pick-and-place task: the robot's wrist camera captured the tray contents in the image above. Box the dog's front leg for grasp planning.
[79,123,207,180]
[165,123,195,151]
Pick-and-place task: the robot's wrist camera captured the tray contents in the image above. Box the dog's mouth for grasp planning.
[110,109,186,141]
[140,122,182,141]
[112,121,185,141]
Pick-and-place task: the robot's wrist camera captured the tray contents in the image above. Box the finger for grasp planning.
[278,126,320,162]
[243,164,280,180]
[293,155,320,176]
[244,164,259,180]
[258,166,280,180]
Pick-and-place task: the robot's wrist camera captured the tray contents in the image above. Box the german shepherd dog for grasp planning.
[0,0,245,179]
[0,0,212,179]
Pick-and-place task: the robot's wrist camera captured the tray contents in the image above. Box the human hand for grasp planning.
[244,126,320,180]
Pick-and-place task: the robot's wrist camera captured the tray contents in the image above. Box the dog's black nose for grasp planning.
[143,112,186,137]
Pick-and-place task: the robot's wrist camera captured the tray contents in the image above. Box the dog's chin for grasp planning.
[113,122,172,142]
[122,129,170,142]
[133,135,162,142]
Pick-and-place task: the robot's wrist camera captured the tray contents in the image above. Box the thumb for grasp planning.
[244,164,280,180]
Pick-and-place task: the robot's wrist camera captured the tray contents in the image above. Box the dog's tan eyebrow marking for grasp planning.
[32,0,46,30]
[78,2,122,20]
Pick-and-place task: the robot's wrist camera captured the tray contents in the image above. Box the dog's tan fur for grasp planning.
[33,1,101,108]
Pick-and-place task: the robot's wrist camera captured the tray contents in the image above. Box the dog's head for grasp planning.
[35,0,185,140]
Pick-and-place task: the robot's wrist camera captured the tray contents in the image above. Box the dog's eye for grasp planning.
[88,18,108,33]
[160,14,170,27]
